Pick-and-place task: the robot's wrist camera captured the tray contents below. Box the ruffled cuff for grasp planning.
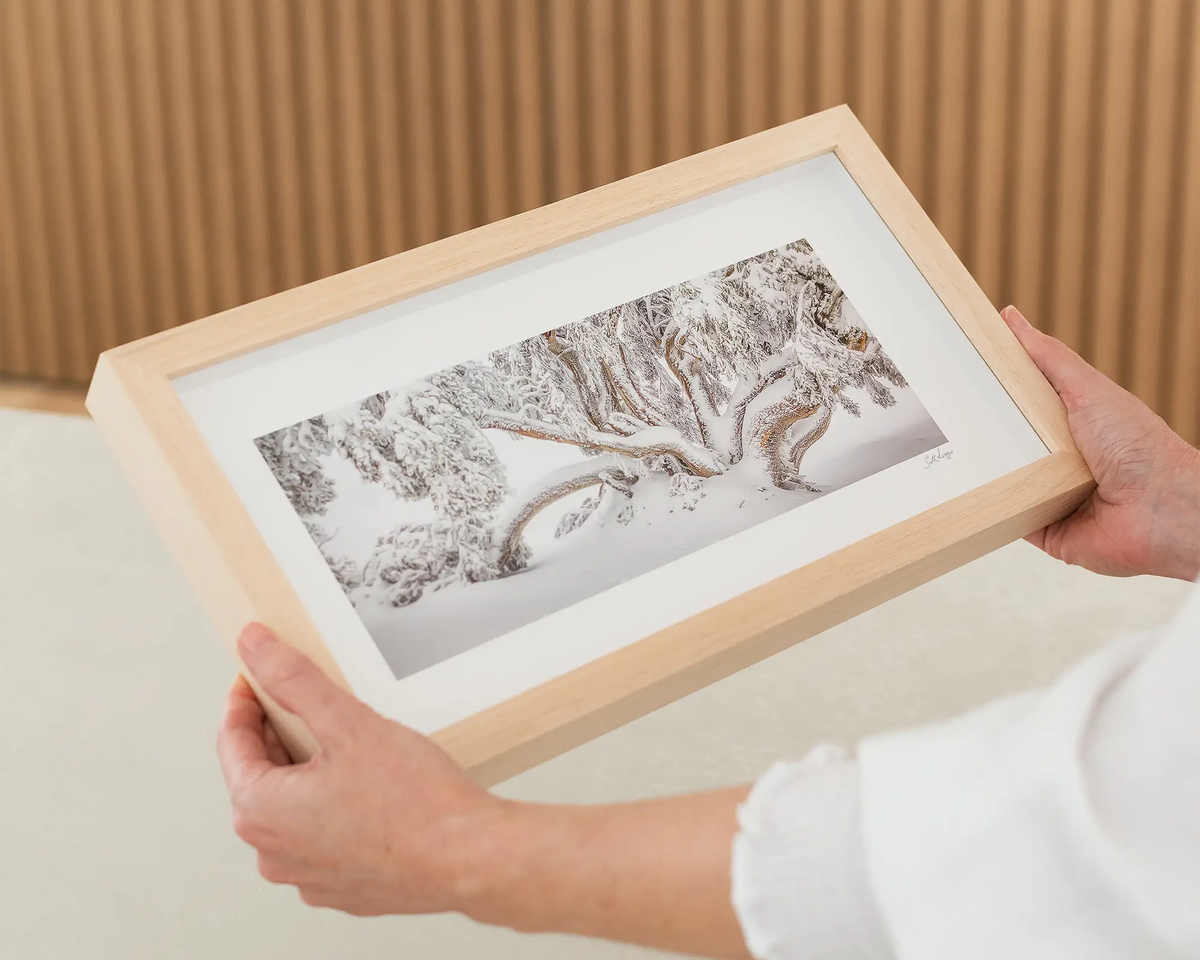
[732,744,893,960]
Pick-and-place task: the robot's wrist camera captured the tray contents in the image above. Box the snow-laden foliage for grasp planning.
[304,521,362,592]
[358,517,528,607]
[555,492,603,539]
[255,418,337,516]
[325,386,510,520]
[255,238,913,606]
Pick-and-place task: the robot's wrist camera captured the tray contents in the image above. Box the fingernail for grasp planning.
[1002,305,1030,328]
[238,623,275,659]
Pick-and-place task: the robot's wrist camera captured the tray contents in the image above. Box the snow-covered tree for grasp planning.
[256,239,908,607]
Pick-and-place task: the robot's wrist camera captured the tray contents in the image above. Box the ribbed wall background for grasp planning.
[1,0,1196,441]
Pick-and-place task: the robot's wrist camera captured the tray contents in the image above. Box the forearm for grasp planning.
[452,787,753,958]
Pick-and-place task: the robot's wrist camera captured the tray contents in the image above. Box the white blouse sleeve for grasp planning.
[858,584,1198,960]
[731,744,893,960]
[732,582,1199,960]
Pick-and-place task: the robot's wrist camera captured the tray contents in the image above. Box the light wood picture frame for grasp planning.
[87,106,1093,785]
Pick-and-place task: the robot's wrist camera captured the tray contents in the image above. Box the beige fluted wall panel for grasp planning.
[0,0,1196,441]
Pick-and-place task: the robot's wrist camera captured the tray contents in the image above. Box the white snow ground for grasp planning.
[317,383,946,679]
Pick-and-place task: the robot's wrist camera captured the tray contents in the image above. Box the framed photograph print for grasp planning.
[87,106,1093,785]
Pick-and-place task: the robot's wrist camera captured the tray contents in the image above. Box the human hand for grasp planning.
[1002,306,1200,581]
[217,623,502,915]
[218,624,750,955]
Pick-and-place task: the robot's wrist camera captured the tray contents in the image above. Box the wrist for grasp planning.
[443,796,537,925]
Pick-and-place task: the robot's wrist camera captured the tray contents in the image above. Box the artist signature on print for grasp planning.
[924,447,954,468]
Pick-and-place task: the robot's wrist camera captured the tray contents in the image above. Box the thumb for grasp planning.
[237,623,357,743]
[1000,305,1097,409]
